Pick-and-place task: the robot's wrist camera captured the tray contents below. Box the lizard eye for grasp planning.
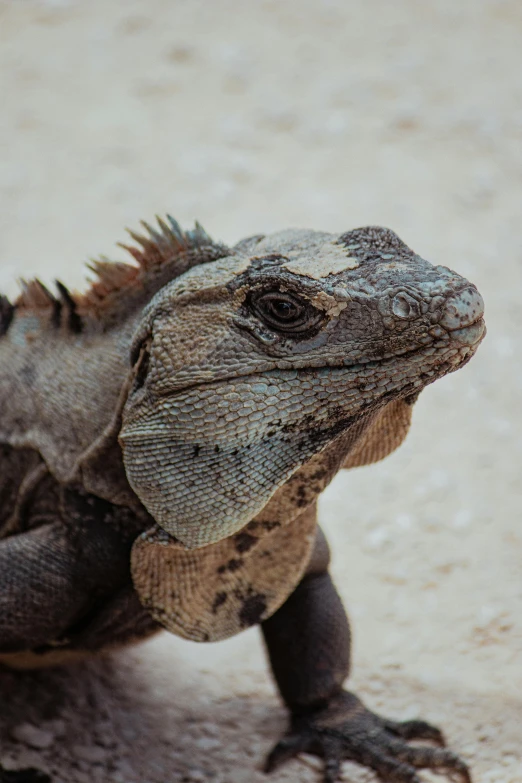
[251,291,321,333]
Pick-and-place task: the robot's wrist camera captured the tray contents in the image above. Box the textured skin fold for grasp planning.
[131,504,318,642]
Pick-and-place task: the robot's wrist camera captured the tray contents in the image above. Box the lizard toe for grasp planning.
[379,716,446,745]
[264,731,310,773]
[375,736,471,782]
[265,690,471,783]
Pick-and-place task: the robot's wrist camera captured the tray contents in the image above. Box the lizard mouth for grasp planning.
[329,313,486,377]
[446,316,486,347]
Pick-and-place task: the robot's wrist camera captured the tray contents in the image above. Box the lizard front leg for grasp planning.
[0,521,130,653]
[0,485,149,655]
[261,528,471,783]
[0,488,145,782]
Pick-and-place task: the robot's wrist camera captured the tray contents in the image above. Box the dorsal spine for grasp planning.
[1,216,229,336]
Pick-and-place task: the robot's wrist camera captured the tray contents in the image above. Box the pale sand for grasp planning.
[0,1,520,781]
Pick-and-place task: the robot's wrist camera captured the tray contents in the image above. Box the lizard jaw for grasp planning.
[445,317,486,348]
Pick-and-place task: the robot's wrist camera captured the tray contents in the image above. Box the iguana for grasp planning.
[0,217,485,783]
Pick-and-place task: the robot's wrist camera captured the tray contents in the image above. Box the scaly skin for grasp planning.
[0,218,485,782]
[120,226,484,550]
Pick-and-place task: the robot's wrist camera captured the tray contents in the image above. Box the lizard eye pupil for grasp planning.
[268,300,298,320]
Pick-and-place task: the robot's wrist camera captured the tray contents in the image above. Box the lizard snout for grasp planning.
[439,285,484,331]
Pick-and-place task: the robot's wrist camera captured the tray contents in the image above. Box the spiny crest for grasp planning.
[15,279,83,333]
[119,215,213,269]
[79,215,221,318]
[9,216,226,333]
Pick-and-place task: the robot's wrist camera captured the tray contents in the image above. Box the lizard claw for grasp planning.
[265,691,471,783]
[379,716,446,745]
[265,733,309,772]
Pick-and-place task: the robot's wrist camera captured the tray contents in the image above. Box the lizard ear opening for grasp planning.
[132,341,151,391]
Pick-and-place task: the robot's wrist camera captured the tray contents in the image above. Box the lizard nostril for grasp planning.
[391,292,420,320]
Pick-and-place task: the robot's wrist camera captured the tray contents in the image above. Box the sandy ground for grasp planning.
[0,1,521,781]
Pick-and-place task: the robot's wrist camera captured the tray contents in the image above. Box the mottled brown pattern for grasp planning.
[0,217,484,782]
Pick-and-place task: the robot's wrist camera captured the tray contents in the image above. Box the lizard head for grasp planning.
[119,226,485,549]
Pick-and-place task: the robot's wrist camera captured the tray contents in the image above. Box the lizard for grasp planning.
[0,216,485,783]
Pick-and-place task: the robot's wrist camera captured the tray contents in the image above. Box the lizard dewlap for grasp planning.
[0,216,484,783]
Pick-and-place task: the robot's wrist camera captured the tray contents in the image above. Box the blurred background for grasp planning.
[0,1,520,782]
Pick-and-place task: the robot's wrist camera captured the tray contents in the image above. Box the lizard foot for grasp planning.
[265,691,471,783]
[0,768,51,783]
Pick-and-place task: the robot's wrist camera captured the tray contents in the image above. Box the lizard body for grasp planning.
[0,217,485,782]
